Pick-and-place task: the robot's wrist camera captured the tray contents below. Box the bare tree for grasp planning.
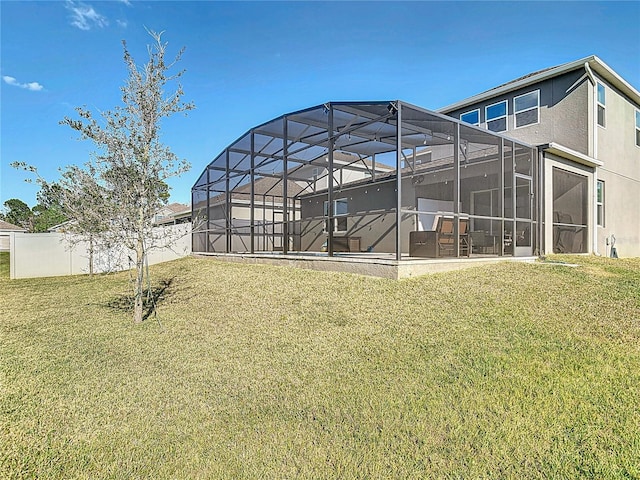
[60,30,194,323]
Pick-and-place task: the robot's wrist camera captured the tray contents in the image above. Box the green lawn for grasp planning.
[0,252,9,278]
[1,254,639,479]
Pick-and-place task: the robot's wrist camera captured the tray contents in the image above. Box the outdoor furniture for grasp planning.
[332,236,361,252]
[469,231,498,254]
[409,217,470,258]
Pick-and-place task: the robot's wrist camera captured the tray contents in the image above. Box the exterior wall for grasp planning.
[594,76,640,257]
[445,70,589,153]
[300,178,407,253]
[9,224,191,280]
[0,234,10,252]
[299,175,499,255]
[446,66,640,258]
[1,229,27,252]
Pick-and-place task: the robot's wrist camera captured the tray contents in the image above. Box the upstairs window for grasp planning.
[635,110,640,147]
[597,83,606,127]
[460,109,480,126]
[514,90,540,128]
[486,100,507,132]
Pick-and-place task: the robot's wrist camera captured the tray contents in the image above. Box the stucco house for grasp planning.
[440,55,640,257]
[153,202,191,226]
[191,56,639,265]
[0,220,26,252]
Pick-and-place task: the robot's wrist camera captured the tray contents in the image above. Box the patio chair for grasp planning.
[436,217,470,257]
[409,216,470,257]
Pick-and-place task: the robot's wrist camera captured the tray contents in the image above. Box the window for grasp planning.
[635,110,640,147]
[514,90,539,128]
[486,100,507,132]
[460,109,480,126]
[597,83,606,127]
[312,167,320,179]
[323,198,348,232]
[597,180,605,227]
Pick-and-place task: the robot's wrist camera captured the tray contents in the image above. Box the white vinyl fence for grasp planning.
[9,224,191,280]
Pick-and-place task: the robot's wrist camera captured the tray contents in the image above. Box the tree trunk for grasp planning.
[133,235,145,323]
[88,236,94,277]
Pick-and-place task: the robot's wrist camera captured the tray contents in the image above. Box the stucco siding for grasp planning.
[593,76,640,257]
[0,234,11,252]
[595,76,640,180]
[596,170,640,257]
[300,178,404,253]
[550,76,590,154]
[444,70,589,153]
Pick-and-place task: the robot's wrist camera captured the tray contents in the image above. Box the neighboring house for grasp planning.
[0,220,27,252]
[439,55,640,257]
[47,203,192,231]
[193,176,306,252]
[153,202,191,225]
[47,220,72,233]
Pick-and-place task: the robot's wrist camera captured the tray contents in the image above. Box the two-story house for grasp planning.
[440,56,640,257]
[192,57,638,263]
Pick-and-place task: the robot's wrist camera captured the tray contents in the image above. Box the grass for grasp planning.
[0,252,9,278]
[1,252,639,479]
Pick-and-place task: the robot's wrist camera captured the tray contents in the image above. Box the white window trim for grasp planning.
[597,82,606,129]
[460,108,480,126]
[513,90,540,129]
[312,167,324,181]
[323,198,348,233]
[596,180,605,227]
[635,109,640,148]
[485,100,508,132]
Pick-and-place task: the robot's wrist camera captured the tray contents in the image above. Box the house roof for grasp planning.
[209,177,306,206]
[0,219,26,232]
[163,202,190,214]
[439,55,640,113]
[542,142,603,168]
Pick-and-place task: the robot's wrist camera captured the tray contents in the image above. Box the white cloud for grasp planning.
[3,75,44,91]
[118,0,132,6]
[65,1,108,30]
[116,19,128,28]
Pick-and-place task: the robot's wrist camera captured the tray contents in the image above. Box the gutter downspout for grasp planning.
[584,61,599,255]
[584,62,597,156]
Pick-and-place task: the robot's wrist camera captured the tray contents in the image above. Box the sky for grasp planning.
[1,1,639,209]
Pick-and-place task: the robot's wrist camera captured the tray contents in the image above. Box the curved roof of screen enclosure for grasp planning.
[192,101,537,259]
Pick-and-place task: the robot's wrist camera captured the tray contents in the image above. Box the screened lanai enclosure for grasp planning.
[192,101,540,261]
